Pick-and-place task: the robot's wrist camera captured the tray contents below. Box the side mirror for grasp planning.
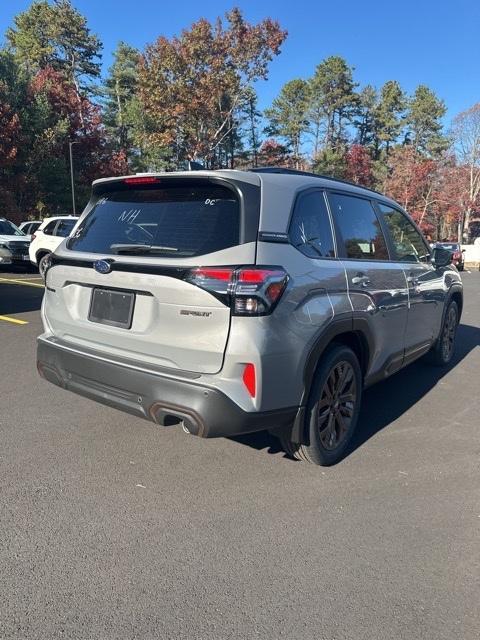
[432,246,453,268]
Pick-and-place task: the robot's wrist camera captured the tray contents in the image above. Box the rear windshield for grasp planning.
[68,184,240,257]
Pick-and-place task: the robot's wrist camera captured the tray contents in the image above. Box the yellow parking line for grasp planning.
[0,277,44,288]
[15,276,43,281]
[0,315,28,325]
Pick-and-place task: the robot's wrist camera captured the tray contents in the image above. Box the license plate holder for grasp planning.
[88,288,135,329]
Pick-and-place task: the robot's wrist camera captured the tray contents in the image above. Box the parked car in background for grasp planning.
[0,218,31,268]
[19,220,42,236]
[436,242,465,270]
[37,169,463,466]
[29,216,79,276]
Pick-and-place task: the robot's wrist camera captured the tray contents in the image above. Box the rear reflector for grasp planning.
[242,363,256,398]
[123,176,160,185]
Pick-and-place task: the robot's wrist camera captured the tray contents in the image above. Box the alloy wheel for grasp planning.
[442,306,457,362]
[317,361,357,451]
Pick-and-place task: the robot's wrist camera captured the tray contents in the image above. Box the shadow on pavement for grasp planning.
[0,281,44,315]
[229,323,480,463]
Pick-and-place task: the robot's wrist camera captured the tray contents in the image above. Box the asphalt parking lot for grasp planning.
[0,268,479,640]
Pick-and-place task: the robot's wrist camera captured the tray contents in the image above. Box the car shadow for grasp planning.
[0,282,44,315]
[229,323,480,463]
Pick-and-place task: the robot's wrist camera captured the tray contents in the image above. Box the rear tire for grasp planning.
[427,300,458,366]
[279,345,362,466]
[38,253,51,279]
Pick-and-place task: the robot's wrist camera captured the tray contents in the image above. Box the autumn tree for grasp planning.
[451,103,480,240]
[383,146,443,233]
[138,8,286,167]
[265,78,310,165]
[344,144,374,187]
[257,139,291,167]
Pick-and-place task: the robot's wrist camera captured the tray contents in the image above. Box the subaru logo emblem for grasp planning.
[93,259,112,274]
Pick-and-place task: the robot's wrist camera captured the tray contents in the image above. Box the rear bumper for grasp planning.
[37,336,297,438]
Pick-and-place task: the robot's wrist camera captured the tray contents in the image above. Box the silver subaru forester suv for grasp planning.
[37,168,463,465]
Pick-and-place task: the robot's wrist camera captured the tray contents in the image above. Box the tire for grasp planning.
[279,345,362,466]
[38,253,51,279]
[458,264,464,272]
[427,300,459,366]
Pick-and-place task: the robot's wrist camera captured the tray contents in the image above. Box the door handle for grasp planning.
[351,274,370,287]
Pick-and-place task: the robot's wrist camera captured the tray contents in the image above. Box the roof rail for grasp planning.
[250,166,385,197]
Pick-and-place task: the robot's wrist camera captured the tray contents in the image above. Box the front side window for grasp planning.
[328,193,389,260]
[378,204,430,263]
[288,190,335,258]
[68,184,240,257]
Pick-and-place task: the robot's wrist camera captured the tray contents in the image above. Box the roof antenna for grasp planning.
[187,160,204,171]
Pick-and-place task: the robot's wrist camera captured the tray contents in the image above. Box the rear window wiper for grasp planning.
[110,243,194,256]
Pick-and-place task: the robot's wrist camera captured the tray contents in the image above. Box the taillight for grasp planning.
[185,266,288,316]
[31,233,37,241]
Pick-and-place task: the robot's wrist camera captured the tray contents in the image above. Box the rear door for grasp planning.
[327,191,409,378]
[41,220,61,253]
[44,177,259,374]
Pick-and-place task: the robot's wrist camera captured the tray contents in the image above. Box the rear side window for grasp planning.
[378,204,430,263]
[55,219,76,237]
[288,190,335,258]
[42,221,57,235]
[328,193,389,261]
[68,184,240,257]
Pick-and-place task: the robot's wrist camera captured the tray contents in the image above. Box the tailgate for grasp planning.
[43,175,260,374]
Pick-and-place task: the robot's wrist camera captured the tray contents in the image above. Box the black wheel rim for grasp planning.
[317,361,357,451]
[442,306,457,361]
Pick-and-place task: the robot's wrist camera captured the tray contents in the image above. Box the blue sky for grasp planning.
[1,0,479,124]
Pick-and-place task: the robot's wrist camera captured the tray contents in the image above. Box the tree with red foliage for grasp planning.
[257,139,292,167]
[21,66,128,217]
[344,144,374,187]
[0,101,20,168]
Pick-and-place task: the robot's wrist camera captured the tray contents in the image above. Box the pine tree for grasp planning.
[406,85,447,156]
[103,42,140,155]
[374,80,405,158]
[308,56,358,151]
[265,78,310,165]
[6,0,102,94]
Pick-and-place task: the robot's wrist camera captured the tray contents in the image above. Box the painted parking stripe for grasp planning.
[0,277,44,288]
[0,315,28,325]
